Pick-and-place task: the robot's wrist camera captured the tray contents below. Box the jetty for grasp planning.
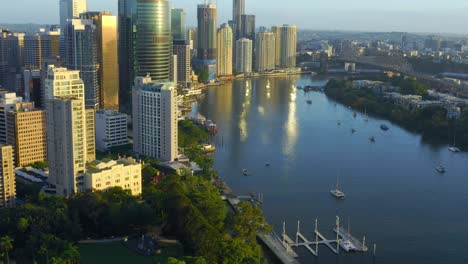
[281,216,369,256]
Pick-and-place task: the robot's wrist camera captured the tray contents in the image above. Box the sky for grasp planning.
[1,0,468,34]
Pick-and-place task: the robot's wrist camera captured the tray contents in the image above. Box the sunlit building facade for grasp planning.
[256,32,276,72]
[0,145,15,208]
[217,23,233,76]
[135,0,172,82]
[235,38,252,74]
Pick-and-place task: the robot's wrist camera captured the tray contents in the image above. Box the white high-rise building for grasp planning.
[132,76,178,162]
[217,23,233,76]
[59,0,88,26]
[95,109,129,151]
[256,32,276,72]
[0,91,22,144]
[235,38,252,74]
[45,66,95,196]
[280,25,297,68]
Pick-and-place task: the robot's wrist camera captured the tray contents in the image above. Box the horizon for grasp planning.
[0,0,467,34]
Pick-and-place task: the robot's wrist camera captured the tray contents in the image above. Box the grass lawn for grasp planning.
[79,241,179,264]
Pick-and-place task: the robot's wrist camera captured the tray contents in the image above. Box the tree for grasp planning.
[167,257,186,264]
[220,238,262,264]
[0,236,13,264]
[197,69,210,84]
[231,202,272,242]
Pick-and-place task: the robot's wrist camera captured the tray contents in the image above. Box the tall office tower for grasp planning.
[118,0,137,112]
[271,26,282,68]
[0,145,15,208]
[80,12,119,111]
[217,24,233,76]
[23,69,42,106]
[24,29,61,70]
[197,3,217,61]
[59,0,88,26]
[196,3,217,79]
[6,102,47,167]
[171,8,186,40]
[173,40,191,85]
[279,25,297,68]
[240,15,255,41]
[235,38,252,74]
[63,19,100,109]
[188,28,198,51]
[232,0,245,39]
[0,30,23,91]
[0,91,23,144]
[132,76,178,162]
[256,32,276,72]
[45,66,95,195]
[135,0,172,82]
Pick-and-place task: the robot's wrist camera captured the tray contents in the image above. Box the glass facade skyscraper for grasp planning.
[135,0,172,82]
[171,8,186,40]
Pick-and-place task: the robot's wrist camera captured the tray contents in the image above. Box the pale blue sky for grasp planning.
[1,0,468,33]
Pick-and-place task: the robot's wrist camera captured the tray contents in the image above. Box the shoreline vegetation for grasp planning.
[324,78,468,150]
[0,120,271,264]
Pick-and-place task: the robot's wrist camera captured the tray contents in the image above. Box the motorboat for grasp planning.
[351,128,356,133]
[435,165,446,174]
[448,146,461,153]
[380,124,389,131]
[340,240,357,252]
[369,136,375,143]
[242,169,249,176]
[306,100,313,104]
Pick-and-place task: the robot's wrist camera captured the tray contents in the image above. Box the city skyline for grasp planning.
[1,0,468,34]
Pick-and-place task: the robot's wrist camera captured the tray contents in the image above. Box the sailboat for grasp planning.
[364,109,369,122]
[330,173,345,199]
[448,127,461,153]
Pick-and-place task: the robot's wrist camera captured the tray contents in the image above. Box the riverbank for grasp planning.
[324,78,468,150]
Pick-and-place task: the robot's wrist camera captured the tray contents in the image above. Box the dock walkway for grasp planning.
[258,232,300,264]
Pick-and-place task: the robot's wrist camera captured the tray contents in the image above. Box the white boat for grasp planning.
[330,173,345,199]
[340,240,358,252]
[436,165,446,174]
[449,128,461,153]
[242,169,249,176]
[449,146,461,153]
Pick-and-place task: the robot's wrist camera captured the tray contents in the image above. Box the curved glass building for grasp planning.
[135,0,172,81]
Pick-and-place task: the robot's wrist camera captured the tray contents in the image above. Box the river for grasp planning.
[191,75,468,264]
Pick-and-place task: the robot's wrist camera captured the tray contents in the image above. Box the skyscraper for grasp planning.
[135,0,172,82]
[45,66,95,196]
[132,76,178,162]
[0,30,24,91]
[232,0,245,39]
[0,145,15,208]
[235,38,252,74]
[171,8,186,40]
[80,12,119,111]
[272,26,282,68]
[280,25,297,68]
[196,3,217,80]
[173,40,191,85]
[197,3,217,61]
[63,19,100,109]
[59,0,88,26]
[240,14,255,41]
[217,24,233,76]
[256,32,276,72]
[24,29,61,70]
[118,0,137,113]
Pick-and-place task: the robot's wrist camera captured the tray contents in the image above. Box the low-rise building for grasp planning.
[95,109,129,151]
[79,157,142,195]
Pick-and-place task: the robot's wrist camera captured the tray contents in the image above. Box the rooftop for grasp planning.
[86,157,140,174]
